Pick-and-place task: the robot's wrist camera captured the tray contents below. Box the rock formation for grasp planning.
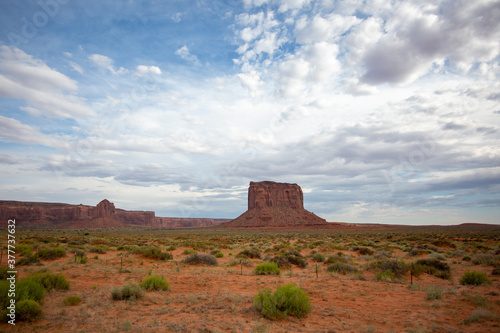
[218,181,330,229]
[0,200,228,229]
[93,199,115,218]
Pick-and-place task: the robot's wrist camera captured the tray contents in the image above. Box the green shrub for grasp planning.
[133,246,172,261]
[17,255,41,266]
[271,252,307,268]
[31,271,70,291]
[237,248,261,259]
[37,247,66,260]
[414,258,451,279]
[14,300,43,322]
[255,263,281,275]
[89,246,107,254]
[0,267,10,280]
[182,253,218,266]
[63,296,82,306]
[141,275,170,291]
[214,251,224,258]
[254,284,311,320]
[460,271,492,286]
[111,283,144,300]
[357,247,374,255]
[16,245,33,257]
[368,259,409,278]
[376,270,396,282]
[327,262,358,275]
[183,248,197,255]
[325,254,347,265]
[312,253,325,262]
[16,277,45,303]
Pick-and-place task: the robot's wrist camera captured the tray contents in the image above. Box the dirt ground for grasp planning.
[1,227,499,333]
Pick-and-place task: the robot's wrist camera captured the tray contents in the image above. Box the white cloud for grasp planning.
[0,116,55,147]
[0,46,94,119]
[278,0,312,13]
[136,65,162,76]
[89,54,127,75]
[175,46,201,66]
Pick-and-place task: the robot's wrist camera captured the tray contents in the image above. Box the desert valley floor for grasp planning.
[1,226,500,333]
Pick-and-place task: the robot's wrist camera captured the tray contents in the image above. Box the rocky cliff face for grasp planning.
[248,181,303,209]
[93,199,115,218]
[0,200,229,229]
[218,181,330,229]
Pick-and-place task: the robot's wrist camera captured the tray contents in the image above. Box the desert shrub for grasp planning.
[183,248,197,255]
[376,270,396,282]
[214,251,224,258]
[426,286,443,300]
[432,239,456,249]
[374,250,392,259]
[460,271,492,286]
[111,283,144,300]
[0,267,10,280]
[271,252,307,268]
[414,258,451,280]
[182,253,218,266]
[16,245,33,257]
[492,267,500,276]
[254,284,311,320]
[16,277,45,303]
[357,247,374,255]
[37,247,66,260]
[63,296,82,306]
[369,259,409,277]
[13,300,43,322]
[89,246,107,254]
[133,246,172,261]
[462,255,472,262]
[140,275,169,291]
[462,307,495,325]
[237,248,261,259]
[325,254,347,265]
[17,255,41,266]
[255,263,280,275]
[312,253,325,262]
[31,271,70,291]
[471,253,496,266]
[428,253,447,261]
[327,262,358,275]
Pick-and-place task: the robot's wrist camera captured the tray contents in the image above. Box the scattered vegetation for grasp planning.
[255,262,281,275]
[111,283,144,300]
[140,275,170,291]
[63,296,82,306]
[254,284,311,320]
[182,253,218,266]
[460,271,492,286]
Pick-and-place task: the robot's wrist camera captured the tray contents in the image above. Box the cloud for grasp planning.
[0,46,94,119]
[175,46,201,66]
[136,65,162,76]
[89,54,127,74]
[0,116,55,147]
[361,1,500,85]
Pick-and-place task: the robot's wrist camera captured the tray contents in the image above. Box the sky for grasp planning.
[0,0,499,225]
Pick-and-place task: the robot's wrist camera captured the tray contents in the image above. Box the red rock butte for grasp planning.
[218,181,330,229]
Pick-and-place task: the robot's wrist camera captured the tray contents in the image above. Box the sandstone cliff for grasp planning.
[218,181,330,229]
[0,200,228,229]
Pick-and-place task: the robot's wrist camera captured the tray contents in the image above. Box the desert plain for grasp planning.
[1,225,500,333]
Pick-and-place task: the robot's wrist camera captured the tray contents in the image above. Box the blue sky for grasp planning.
[0,0,499,225]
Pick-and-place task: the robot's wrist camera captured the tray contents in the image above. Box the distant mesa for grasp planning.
[0,199,228,229]
[218,181,330,229]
